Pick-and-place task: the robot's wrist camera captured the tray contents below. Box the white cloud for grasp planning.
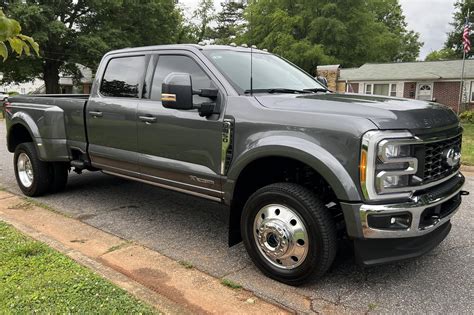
[398,0,456,59]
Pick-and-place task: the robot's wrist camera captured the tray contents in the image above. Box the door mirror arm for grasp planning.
[194,102,216,117]
[195,88,218,99]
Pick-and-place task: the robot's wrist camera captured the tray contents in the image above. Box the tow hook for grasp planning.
[461,191,470,196]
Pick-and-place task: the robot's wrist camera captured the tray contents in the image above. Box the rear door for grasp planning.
[137,51,225,199]
[86,54,148,176]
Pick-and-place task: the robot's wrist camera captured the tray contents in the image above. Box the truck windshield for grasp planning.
[203,50,327,94]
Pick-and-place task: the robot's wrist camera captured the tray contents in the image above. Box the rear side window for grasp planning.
[100,56,147,98]
[150,55,213,101]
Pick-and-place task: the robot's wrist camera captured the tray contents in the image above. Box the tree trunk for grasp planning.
[43,60,61,94]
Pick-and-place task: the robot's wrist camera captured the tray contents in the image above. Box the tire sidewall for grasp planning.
[241,186,329,284]
[14,143,48,196]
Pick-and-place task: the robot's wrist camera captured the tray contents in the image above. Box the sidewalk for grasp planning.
[0,190,290,314]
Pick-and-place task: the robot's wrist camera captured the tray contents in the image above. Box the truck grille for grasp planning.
[422,134,462,183]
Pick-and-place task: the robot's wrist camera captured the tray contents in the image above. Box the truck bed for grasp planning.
[7,94,90,160]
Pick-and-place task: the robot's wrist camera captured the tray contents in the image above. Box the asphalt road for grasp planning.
[0,120,473,313]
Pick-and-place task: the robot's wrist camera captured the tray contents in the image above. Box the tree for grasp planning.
[0,8,39,61]
[425,48,457,61]
[367,0,422,61]
[214,1,246,45]
[445,0,474,58]
[241,0,422,73]
[192,0,215,43]
[0,0,181,93]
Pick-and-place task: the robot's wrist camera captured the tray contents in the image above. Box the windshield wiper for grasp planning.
[244,88,313,94]
[303,88,329,93]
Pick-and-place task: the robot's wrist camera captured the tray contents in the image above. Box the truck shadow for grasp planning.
[33,171,457,312]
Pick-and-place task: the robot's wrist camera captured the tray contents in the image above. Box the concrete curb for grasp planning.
[0,191,290,314]
[461,165,474,173]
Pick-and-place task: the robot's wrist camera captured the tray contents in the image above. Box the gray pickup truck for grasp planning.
[3,44,467,285]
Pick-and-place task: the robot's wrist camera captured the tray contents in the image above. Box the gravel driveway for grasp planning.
[0,120,473,313]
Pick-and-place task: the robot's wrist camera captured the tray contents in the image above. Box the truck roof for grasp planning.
[105,44,270,56]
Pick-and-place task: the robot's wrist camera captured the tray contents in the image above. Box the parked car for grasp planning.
[3,44,467,285]
[0,93,8,101]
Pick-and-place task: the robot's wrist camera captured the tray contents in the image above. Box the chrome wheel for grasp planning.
[17,152,34,188]
[253,204,309,270]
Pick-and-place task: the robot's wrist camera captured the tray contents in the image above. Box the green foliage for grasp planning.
[240,0,422,73]
[445,0,474,58]
[460,110,474,123]
[220,278,242,289]
[191,0,216,42]
[178,260,194,269]
[425,48,457,61]
[0,222,157,314]
[0,0,181,93]
[214,1,246,45]
[462,122,474,165]
[0,8,39,61]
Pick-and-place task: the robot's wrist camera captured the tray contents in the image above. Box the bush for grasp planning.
[459,110,474,124]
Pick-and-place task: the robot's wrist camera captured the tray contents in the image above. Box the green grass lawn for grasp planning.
[0,222,157,314]
[462,124,474,166]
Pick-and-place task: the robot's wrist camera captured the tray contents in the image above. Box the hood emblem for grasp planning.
[444,148,461,167]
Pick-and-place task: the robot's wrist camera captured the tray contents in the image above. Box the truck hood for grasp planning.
[255,93,459,130]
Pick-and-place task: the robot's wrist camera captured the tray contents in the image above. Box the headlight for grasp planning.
[360,131,421,200]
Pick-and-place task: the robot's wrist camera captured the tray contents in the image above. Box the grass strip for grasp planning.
[0,221,158,314]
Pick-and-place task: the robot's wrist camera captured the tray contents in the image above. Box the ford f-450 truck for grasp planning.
[3,45,467,285]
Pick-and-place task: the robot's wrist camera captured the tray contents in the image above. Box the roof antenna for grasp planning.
[250,0,254,96]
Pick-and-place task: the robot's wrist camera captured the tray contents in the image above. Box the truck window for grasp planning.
[100,56,147,98]
[150,55,213,101]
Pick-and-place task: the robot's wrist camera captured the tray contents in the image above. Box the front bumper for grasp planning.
[340,172,466,265]
[354,221,452,266]
[359,173,465,239]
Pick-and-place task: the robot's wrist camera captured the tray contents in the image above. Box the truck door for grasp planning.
[137,52,224,199]
[86,54,147,176]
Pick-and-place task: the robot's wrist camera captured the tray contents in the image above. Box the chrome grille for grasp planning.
[423,135,462,183]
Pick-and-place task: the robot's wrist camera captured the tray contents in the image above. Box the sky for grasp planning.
[179,0,457,60]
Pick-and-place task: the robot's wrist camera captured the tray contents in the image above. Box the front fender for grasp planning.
[227,135,361,202]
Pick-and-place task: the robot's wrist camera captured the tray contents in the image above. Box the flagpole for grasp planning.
[458,49,466,115]
[458,8,470,115]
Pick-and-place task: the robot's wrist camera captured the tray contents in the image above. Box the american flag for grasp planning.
[463,17,471,54]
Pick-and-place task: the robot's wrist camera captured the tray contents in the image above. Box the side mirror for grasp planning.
[316,76,328,88]
[161,72,193,110]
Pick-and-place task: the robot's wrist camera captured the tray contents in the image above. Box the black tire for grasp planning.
[241,183,337,285]
[14,142,52,197]
[49,162,69,193]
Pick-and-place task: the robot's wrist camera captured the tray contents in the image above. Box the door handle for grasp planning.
[89,111,103,118]
[138,115,157,124]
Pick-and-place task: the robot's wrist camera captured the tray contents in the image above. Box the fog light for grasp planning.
[367,213,412,230]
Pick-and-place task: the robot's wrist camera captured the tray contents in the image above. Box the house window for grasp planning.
[373,84,389,96]
[365,84,372,94]
[470,82,474,102]
[365,83,397,97]
[390,84,397,97]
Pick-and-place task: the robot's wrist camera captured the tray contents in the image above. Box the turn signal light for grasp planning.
[360,150,367,184]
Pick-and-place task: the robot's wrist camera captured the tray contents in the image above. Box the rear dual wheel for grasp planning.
[14,142,68,197]
[241,183,337,285]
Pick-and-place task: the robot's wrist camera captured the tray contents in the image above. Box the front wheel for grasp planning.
[241,183,337,285]
[14,142,52,197]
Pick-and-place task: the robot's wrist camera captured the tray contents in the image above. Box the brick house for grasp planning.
[316,59,474,111]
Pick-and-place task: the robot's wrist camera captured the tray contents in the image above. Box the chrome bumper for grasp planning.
[359,173,465,239]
